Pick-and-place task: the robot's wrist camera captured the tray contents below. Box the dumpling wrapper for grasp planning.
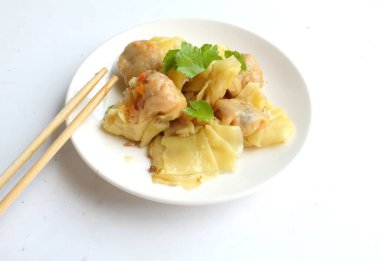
[202,56,241,105]
[102,105,169,147]
[150,130,219,189]
[161,130,219,175]
[150,36,184,56]
[245,107,295,147]
[151,36,190,90]
[149,122,244,189]
[167,70,188,90]
[211,121,244,156]
[204,125,238,171]
[183,56,241,105]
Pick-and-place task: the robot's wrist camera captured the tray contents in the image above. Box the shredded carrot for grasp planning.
[119,104,138,123]
[136,84,144,95]
[137,73,147,83]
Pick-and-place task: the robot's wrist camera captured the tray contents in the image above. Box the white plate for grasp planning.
[66,19,311,205]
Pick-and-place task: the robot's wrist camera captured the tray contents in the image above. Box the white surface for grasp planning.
[66,19,311,205]
[0,0,379,260]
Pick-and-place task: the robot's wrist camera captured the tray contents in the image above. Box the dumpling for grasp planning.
[102,70,187,146]
[214,98,267,137]
[127,70,187,123]
[228,54,264,97]
[118,40,163,84]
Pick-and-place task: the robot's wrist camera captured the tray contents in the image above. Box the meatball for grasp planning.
[118,40,163,84]
[228,54,264,97]
[130,70,187,123]
[214,99,267,136]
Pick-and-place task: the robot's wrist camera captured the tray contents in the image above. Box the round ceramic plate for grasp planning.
[66,19,311,205]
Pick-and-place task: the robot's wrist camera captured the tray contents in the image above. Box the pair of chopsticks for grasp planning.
[0,68,118,215]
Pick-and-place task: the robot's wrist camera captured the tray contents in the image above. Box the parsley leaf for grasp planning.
[163,42,221,78]
[225,50,247,71]
[183,100,214,121]
[162,49,179,72]
[175,42,205,78]
[201,44,222,68]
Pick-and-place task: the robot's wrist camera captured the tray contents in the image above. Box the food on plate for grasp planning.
[118,40,163,84]
[102,36,295,189]
[102,70,186,147]
[214,98,267,137]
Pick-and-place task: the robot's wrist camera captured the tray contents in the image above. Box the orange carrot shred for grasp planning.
[138,73,147,83]
[136,84,144,95]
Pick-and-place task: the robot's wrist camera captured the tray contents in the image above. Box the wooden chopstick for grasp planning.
[0,74,118,215]
[0,68,108,189]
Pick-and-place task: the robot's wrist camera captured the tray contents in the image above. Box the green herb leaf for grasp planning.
[201,44,222,68]
[175,42,205,78]
[162,49,179,72]
[163,42,221,78]
[225,50,247,71]
[183,100,214,121]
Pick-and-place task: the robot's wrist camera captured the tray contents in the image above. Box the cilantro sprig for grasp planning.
[224,50,247,71]
[163,42,222,78]
[183,100,214,121]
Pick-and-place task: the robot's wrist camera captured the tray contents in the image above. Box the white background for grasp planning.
[1,0,379,260]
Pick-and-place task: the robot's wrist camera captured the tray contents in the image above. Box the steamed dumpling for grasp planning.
[118,40,163,84]
[128,70,187,123]
[228,54,264,97]
[214,98,267,136]
[102,70,187,146]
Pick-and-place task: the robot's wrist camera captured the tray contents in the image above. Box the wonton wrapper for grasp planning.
[182,68,212,93]
[150,130,218,189]
[204,125,238,171]
[244,107,295,147]
[183,56,241,105]
[149,121,243,189]
[150,36,184,56]
[150,36,189,89]
[200,56,241,105]
[167,70,188,90]
[102,105,169,147]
